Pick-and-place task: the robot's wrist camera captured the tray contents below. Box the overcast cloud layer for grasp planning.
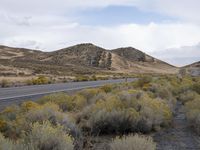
[0,0,200,66]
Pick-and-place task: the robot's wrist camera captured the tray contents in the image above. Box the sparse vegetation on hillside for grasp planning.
[0,44,178,79]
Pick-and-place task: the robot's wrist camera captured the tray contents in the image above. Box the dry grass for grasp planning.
[110,134,156,150]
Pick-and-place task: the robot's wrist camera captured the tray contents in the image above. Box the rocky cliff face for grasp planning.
[48,44,112,69]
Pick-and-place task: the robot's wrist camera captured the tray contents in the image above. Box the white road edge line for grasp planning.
[0,84,106,101]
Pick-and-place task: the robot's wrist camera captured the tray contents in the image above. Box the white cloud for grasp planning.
[0,0,200,66]
[0,0,138,15]
[1,0,200,23]
[151,43,200,66]
[138,0,200,23]
[1,15,200,53]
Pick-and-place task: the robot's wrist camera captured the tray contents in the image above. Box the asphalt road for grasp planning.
[0,78,134,110]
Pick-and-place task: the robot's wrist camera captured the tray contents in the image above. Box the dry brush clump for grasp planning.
[178,90,200,104]
[0,121,74,150]
[110,134,156,150]
[0,102,81,146]
[26,75,50,85]
[0,132,16,150]
[168,76,200,134]
[185,98,200,134]
[77,90,172,134]
[22,121,74,150]
[37,93,74,111]
[0,79,10,88]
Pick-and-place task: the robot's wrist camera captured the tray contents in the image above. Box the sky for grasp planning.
[0,0,200,66]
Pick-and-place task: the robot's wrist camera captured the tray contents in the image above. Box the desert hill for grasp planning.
[184,61,200,76]
[0,43,178,76]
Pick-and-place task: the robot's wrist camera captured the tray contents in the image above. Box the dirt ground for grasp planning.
[153,101,200,150]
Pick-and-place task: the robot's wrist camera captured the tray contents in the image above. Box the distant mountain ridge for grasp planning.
[0,43,179,76]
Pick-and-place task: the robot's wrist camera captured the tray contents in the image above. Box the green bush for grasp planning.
[72,94,87,110]
[25,103,81,138]
[88,109,139,134]
[110,134,156,150]
[100,84,113,93]
[28,76,50,85]
[179,91,200,104]
[0,106,22,139]
[91,75,97,81]
[185,98,200,134]
[77,90,172,134]
[37,93,73,111]
[74,76,89,82]
[138,96,172,132]
[25,103,61,123]
[77,88,104,103]
[21,101,40,112]
[192,83,200,94]
[22,121,74,150]
[136,76,152,88]
[1,105,20,121]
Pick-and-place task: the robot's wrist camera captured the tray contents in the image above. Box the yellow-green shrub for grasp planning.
[37,93,73,111]
[100,84,113,93]
[1,79,9,88]
[72,94,87,110]
[93,96,123,112]
[192,83,200,94]
[21,101,40,112]
[29,76,49,85]
[25,103,61,123]
[0,105,23,139]
[25,102,81,138]
[22,121,74,150]
[117,90,142,110]
[77,90,172,134]
[74,76,89,82]
[110,134,156,150]
[85,109,139,134]
[185,98,200,134]
[138,96,172,132]
[1,105,20,121]
[77,88,104,103]
[179,91,200,104]
[136,76,152,88]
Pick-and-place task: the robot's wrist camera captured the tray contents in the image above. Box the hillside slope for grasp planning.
[0,43,178,76]
[184,61,200,76]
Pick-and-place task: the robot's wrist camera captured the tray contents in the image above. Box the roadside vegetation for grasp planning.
[0,74,125,88]
[0,75,199,149]
[110,134,156,150]
[0,79,9,88]
[180,79,200,134]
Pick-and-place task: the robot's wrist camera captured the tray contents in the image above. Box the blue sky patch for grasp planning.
[75,6,175,26]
